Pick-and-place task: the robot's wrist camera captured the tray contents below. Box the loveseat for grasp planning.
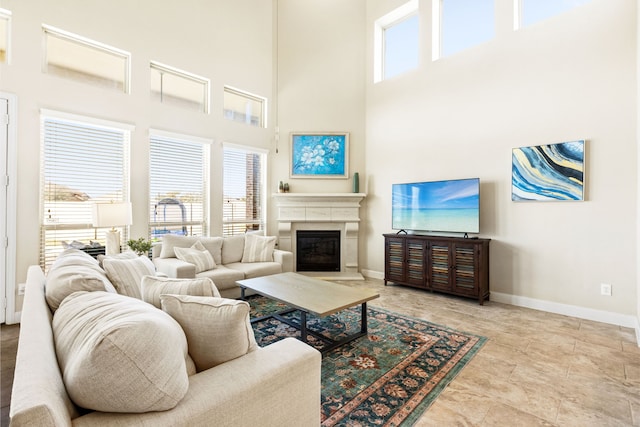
[152,233,293,299]
[10,249,321,426]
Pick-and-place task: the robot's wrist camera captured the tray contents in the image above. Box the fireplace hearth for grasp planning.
[296,230,340,272]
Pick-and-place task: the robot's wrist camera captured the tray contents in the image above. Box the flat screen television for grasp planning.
[392,178,480,234]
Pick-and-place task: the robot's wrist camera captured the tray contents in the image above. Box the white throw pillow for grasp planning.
[160,295,258,372]
[174,241,216,273]
[53,291,189,413]
[141,276,221,309]
[46,250,117,312]
[242,234,276,263]
[97,250,138,268]
[103,256,155,299]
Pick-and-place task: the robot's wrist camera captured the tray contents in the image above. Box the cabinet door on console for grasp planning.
[384,237,406,283]
[451,242,480,297]
[405,239,427,287]
[426,241,452,292]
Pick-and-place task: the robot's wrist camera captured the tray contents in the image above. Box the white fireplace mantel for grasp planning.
[273,193,366,280]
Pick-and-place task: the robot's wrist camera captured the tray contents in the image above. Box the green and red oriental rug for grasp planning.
[247,296,487,426]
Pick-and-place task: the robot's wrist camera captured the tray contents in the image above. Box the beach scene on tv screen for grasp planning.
[392,179,480,233]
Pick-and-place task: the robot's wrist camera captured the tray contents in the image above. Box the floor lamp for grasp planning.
[92,202,132,255]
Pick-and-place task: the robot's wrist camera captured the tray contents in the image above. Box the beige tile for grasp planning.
[481,402,557,426]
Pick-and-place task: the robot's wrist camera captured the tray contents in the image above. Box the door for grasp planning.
[1,97,8,323]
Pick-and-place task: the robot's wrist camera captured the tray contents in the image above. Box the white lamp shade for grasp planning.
[92,202,132,228]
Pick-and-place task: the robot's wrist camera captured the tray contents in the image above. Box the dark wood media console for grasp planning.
[383,233,490,305]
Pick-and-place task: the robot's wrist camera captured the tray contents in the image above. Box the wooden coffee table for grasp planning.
[237,272,380,354]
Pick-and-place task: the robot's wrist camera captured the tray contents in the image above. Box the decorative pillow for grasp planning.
[159,235,223,263]
[102,256,155,299]
[46,251,117,312]
[221,234,246,264]
[160,295,258,372]
[141,276,221,309]
[52,291,189,413]
[174,241,216,273]
[241,234,276,263]
[97,250,138,268]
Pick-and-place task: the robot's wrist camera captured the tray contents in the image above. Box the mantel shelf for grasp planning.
[272,193,366,198]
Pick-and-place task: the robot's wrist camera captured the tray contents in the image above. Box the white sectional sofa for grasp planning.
[152,233,293,299]
[10,249,320,426]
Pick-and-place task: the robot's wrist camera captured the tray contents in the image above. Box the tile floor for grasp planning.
[2,278,639,426]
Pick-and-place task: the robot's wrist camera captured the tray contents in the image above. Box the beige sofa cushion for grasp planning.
[160,294,258,372]
[52,291,189,413]
[242,234,276,262]
[97,250,138,267]
[45,249,116,312]
[103,256,155,299]
[141,276,221,309]
[221,234,245,264]
[159,235,223,264]
[174,241,216,273]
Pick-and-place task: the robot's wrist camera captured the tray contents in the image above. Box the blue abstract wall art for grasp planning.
[512,140,585,201]
[290,132,349,178]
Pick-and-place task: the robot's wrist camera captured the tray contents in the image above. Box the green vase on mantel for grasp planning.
[352,172,359,193]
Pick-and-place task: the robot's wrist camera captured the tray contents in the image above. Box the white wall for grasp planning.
[0,0,275,314]
[365,0,637,317]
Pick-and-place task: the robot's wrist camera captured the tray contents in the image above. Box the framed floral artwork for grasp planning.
[290,132,349,178]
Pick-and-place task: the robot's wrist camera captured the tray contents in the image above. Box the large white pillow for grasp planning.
[103,256,155,299]
[174,241,216,273]
[141,275,221,309]
[241,234,276,263]
[46,250,117,312]
[160,295,258,372]
[159,235,223,263]
[53,291,189,413]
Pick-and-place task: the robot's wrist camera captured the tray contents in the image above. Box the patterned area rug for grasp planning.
[247,296,487,426]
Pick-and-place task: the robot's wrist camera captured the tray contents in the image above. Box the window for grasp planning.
[43,24,130,93]
[149,130,210,240]
[223,144,267,236]
[150,62,210,113]
[223,86,267,127]
[517,0,593,29]
[40,110,132,270]
[0,9,11,64]
[436,0,495,59]
[374,0,419,83]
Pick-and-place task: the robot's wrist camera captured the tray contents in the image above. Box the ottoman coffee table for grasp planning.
[238,272,380,354]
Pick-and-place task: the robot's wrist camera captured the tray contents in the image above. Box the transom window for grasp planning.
[516,0,594,29]
[150,62,210,113]
[0,9,11,64]
[374,0,419,83]
[222,144,267,236]
[40,110,132,270]
[149,130,210,240]
[42,25,130,93]
[435,0,495,59]
[223,86,267,127]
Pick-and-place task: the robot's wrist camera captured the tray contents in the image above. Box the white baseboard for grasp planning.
[361,269,638,343]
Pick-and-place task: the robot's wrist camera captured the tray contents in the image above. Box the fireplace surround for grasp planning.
[273,193,366,280]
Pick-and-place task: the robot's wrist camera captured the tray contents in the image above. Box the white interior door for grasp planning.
[1,97,8,324]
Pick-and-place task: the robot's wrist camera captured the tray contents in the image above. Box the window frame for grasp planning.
[222,142,268,236]
[39,109,133,271]
[148,129,211,240]
[374,0,419,83]
[0,8,12,65]
[150,61,211,114]
[223,86,268,128]
[42,24,131,93]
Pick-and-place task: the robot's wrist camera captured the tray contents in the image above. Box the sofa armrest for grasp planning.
[152,257,196,278]
[72,338,321,427]
[273,249,293,273]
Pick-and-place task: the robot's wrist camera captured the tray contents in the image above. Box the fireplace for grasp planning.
[296,230,340,272]
[273,193,366,279]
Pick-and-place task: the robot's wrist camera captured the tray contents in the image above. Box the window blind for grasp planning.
[149,132,209,239]
[40,112,131,271]
[222,144,266,236]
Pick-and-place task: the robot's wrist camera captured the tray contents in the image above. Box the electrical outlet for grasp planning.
[601,283,612,296]
[18,283,25,296]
